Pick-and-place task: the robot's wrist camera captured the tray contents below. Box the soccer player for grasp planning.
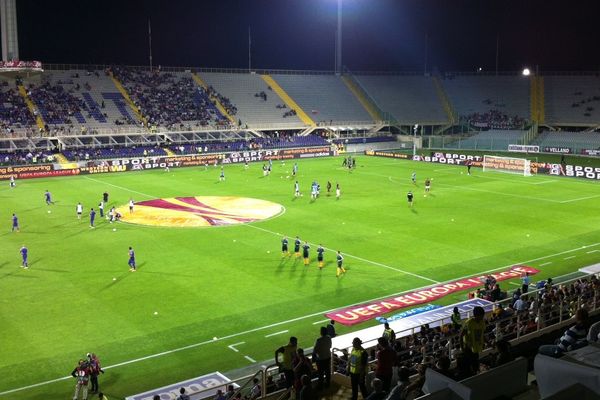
[411,172,417,185]
[294,181,301,197]
[302,241,310,266]
[407,191,414,207]
[317,245,325,269]
[44,190,53,205]
[129,199,135,214]
[281,236,290,257]
[342,157,347,167]
[466,160,472,175]
[76,202,83,220]
[20,245,28,268]
[336,183,341,200]
[326,181,332,195]
[424,178,431,195]
[108,207,115,223]
[98,201,104,218]
[90,208,96,228]
[262,164,267,177]
[244,160,249,170]
[311,181,318,200]
[336,251,346,277]
[219,166,225,181]
[294,236,301,258]
[9,176,15,188]
[292,162,298,177]
[128,247,136,271]
[11,213,19,232]
[102,191,109,203]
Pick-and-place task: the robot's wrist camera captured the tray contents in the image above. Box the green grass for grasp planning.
[1,155,599,399]
[427,148,600,167]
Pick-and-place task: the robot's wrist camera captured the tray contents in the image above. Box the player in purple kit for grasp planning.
[20,245,28,268]
[11,213,19,232]
[128,247,136,271]
[90,208,96,228]
[44,190,54,205]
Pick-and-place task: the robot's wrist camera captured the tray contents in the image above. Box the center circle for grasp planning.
[116,196,284,227]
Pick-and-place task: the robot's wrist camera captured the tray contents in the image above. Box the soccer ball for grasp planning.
[47,210,51,214]
[112,228,117,232]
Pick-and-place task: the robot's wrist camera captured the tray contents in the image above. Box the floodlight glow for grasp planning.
[522,68,531,76]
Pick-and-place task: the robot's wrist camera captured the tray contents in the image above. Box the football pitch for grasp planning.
[1,155,599,399]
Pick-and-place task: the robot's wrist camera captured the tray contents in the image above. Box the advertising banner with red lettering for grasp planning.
[326,265,540,326]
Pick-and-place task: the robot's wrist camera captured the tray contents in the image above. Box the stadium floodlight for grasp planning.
[522,68,531,76]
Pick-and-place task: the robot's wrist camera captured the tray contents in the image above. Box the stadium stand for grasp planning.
[442,75,530,129]
[544,75,600,125]
[533,131,600,152]
[26,70,141,133]
[440,129,527,150]
[354,75,448,124]
[200,72,305,127]
[111,67,234,130]
[0,81,35,134]
[62,145,166,161]
[270,74,372,124]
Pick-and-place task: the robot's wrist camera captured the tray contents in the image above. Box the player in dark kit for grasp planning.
[103,191,109,203]
[294,236,301,258]
[20,245,28,268]
[317,245,325,269]
[90,208,96,228]
[407,191,414,207]
[326,181,332,195]
[44,190,54,205]
[128,247,136,271]
[11,213,19,232]
[281,237,290,257]
[302,242,310,266]
[466,160,472,175]
[424,178,431,195]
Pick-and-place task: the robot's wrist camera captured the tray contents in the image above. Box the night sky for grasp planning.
[14,0,600,72]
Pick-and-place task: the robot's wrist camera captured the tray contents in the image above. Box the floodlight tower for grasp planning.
[335,0,342,74]
[0,0,19,61]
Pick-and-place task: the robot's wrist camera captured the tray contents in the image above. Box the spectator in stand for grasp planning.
[274,336,298,389]
[225,384,236,399]
[214,389,226,400]
[538,308,589,358]
[460,305,486,374]
[375,337,396,392]
[348,337,369,400]
[313,326,332,389]
[326,320,336,338]
[177,387,191,400]
[366,378,386,400]
[248,378,261,400]
[521,272,531,293]
[387,366,410,400]
[292,348,313,391]
[298,375,315,400]
[451,307,462,332]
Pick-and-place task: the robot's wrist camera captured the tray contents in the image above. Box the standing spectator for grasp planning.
[460,306,486,374]
[538,308,589,358]
[326,320,336,338]
[348,337,368,400]
[313,326,332,389]
[177,387,191,400]
[71,359,90,400]
[275,336,298,389]
[521,272,530,293]
[374,337,396,392]
[451,307,462,332]
[248,378,261,400]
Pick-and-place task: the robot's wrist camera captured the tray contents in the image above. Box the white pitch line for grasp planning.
[587,250,600,254]
[265,330,289,338]
[509,282,520,286]
[539,262,552,267]
[244,224,440,284]
[564,256,576,260]
[559,194,600,204]
[228,342,246,353]
[244,356,257,363]
[312,319,330,325]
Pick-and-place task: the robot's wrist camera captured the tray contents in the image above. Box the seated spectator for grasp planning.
[538,308,589,358]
